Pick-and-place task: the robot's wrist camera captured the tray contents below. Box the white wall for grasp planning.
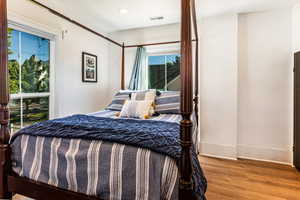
[238,9,293,164]
[293,3,300,52]
[199,14,239,159]
[8,0,119,117]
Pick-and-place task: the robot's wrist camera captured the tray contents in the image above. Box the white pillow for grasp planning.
[119,100,153,119]
[131,90,156,115]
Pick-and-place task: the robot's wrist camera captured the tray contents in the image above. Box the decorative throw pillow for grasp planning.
[131,90,156,115]
[119,100,153,119]
[155,91,180,114]
[106,91,131,111]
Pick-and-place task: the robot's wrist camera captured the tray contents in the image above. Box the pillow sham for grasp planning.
[106,91,131,111]
[155,91,180,114]
[119,100,153,119]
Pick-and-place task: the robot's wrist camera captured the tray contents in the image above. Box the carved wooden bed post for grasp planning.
[121,43,125,90]
[191,0,199,125]
[0,0,12,199]
[179,0,194,199]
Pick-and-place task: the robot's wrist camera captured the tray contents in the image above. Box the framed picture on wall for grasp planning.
[82,52,98,82]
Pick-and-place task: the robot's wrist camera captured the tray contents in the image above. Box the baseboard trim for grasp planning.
[199,142,293,165]
[237,145,292,165]
[199,142,237,160]
[200,153,238,161]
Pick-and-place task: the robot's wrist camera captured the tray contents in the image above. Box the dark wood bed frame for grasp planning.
[0,0,199,199]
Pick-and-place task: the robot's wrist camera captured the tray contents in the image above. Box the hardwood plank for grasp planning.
[200,156,300,200]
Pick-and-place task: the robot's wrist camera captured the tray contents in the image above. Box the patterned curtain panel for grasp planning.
[128,47,147,90]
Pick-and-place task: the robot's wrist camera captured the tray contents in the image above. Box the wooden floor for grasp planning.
[201,156,300,200]
[13,156,300,200]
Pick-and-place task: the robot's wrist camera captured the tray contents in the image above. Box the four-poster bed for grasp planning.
[0,0,204,199]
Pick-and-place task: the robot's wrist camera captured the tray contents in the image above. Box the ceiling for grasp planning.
[37,0,300,33]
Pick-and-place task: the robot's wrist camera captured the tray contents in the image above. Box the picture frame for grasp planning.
[82,52,98,82]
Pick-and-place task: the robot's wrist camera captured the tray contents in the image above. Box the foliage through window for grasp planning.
[8,28,50,133]
[148,54,180,91]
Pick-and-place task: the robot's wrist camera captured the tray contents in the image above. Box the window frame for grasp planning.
[147,51,180,91]
[8,23,55,130]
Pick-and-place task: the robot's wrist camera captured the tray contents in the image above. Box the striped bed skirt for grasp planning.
[11,135,179,200]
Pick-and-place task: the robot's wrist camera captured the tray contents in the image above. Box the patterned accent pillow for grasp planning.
[106,91,131,111]
[131,90,156,115]
[119,100,153,119]
[155,91,180,114]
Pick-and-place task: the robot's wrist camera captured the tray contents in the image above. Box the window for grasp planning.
[148,54,180,91]
[8,28,51,133]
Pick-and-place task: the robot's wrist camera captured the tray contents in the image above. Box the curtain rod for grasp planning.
[125,39,197,48]
[29,0,123,47]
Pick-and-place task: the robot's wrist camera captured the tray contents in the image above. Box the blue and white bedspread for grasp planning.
[10,110,206,200]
